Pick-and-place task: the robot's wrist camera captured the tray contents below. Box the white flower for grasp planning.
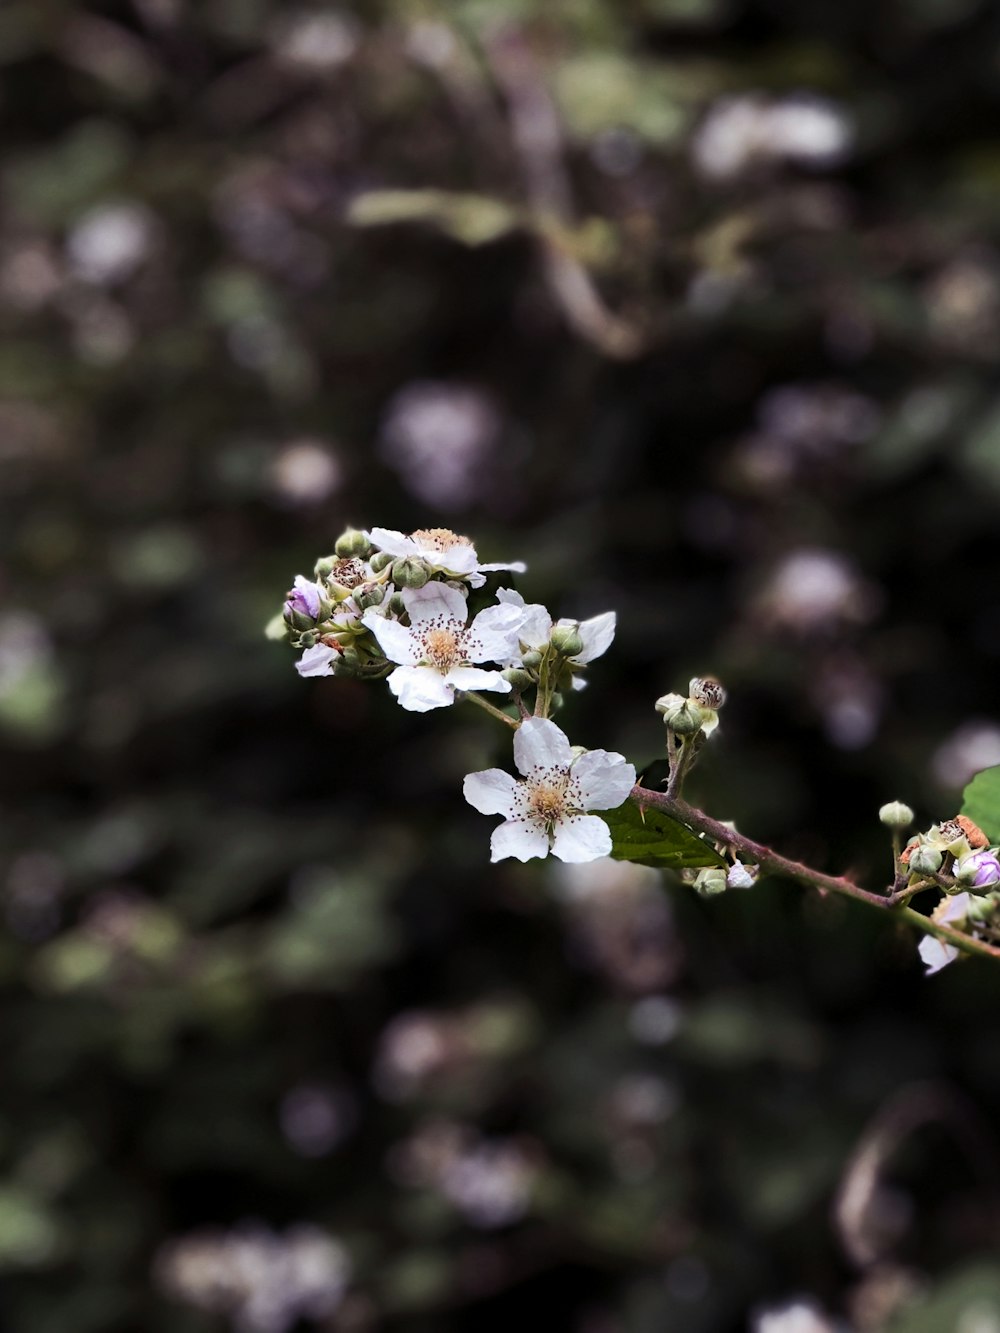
[361,582,523,712]
[496,589,615,688]
[367,526,525,588]
[463,717,636,863]
[917,891,970,976]
[296,643,339,678]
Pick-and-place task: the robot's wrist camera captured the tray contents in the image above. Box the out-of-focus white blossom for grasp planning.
[378,382,503,509]
[66,202,155,284]
[933,721,1000,790]
[755,549,879,635]
[693,94,852,180]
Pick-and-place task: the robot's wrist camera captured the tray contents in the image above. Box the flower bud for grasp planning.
[391,557,430,589]
[908,845,943,878]
[954,848,1000,890]
[965,893,998,925]
[654,692,684,717]
[689,677,726,711]
[879,801,915,829]
[314,555,336,579]
[550,624,584,658]
[660,698,704,736]
[335,528,372,559]
[521,650,543,671]
[354,583,386,611]
[693,867,728,897]
[369,551,394,574]
[727,862,757,889]
[502,668,534,691]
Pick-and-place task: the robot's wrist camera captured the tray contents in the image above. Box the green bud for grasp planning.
[661,698,703,736]
[391,557,430,590]
[693,867,728,898]
[502,668,534,691]
[550,624,584,658]
[966,893,998,925]
[335,528,372,559]
[354,583,385,611]
[369,551,394,574]
[879,801,915,829]
[908,845,943,877]
[285,608,319,633]
[314,555,336,579]
[297,630,319,649]
[521,650,543,671]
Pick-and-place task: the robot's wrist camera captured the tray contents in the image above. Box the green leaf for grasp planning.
[961,765,1000,843]
[604,797,726,869]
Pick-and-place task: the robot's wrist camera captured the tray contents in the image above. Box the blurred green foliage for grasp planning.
[4,0,1000,1330]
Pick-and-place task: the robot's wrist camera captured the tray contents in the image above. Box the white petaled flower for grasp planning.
[464,717,636,864]
[917,891,969,976]
[367,526,525,588]
[361,582,523,712]
[496,589,615,688]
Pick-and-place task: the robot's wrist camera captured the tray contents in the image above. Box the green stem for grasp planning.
[629,784,1000,965]
[464,692,519,730]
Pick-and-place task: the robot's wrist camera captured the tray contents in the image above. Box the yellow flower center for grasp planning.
[411,527,472,552]
[527,781,568,830]
[423,627,462,670]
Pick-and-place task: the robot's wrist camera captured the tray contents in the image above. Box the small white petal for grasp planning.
[551,814,612,863]
[464,769,520,816]
[479,560,527,574]
[573,611,616,664]
[466,605,525,663]
[495,589,526,607]
[570,749,636,811]
[296,644,338,677]
[367,527,415,558]
[938,891,970,924]
[491,820,549,862]
[387,665,455,711]
[403,581,468,626]
[445,666,511,694]
[918,935,959,975]
[513,717,573,776]
[362,610,420,664]
[429,542,479,575]
[700,709,720,736]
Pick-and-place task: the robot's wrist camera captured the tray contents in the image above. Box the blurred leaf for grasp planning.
[347,190,522,246]
[962,765,1000,843]
[888,1264,1000,1331]
[606,798,726,868]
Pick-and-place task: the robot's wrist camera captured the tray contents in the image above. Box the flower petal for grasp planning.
[445,666,512,694]
[465,604,526,662]
[573,611,616,664]
[367,528,415,558]
[402,581,469,626]
[361,610,420,664]
[551,814,612,863]
[464,769,520,816]
[918,935,959,976]
[570,749,637,811]
[938,891,970,924]
[479,560,528,575]
[387,665,455,711]
[296,644,338,677]
[490,820,549,863]
[513,717,573,776]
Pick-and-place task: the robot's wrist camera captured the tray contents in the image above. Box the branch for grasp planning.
[630,784,1000,964]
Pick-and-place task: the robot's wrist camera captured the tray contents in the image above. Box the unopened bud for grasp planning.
[879,801,915,829]
[693,867,728,897]
[502,668,534,691]
[908,845,943,878]
[391,557,430,589]
[335,528,372,559]
[354,583,385,611]
[550,624,584,658]
[521,650,543,671]
[955,848,1000,890]
[689,677,726,711]
[369,551,394,574]
[314,555,336,579]
[660,698,703,736]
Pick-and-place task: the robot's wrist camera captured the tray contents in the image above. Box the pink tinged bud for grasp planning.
[285,575,323,621]
[957,849,1000,888]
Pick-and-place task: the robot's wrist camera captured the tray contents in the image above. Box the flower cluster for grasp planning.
[895,811,1000,974]
[274,525,631,862]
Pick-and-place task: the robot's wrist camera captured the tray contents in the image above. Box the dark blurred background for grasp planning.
[5,1,1000,1329]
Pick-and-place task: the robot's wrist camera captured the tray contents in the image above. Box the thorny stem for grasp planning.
[630,784,1000,965]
